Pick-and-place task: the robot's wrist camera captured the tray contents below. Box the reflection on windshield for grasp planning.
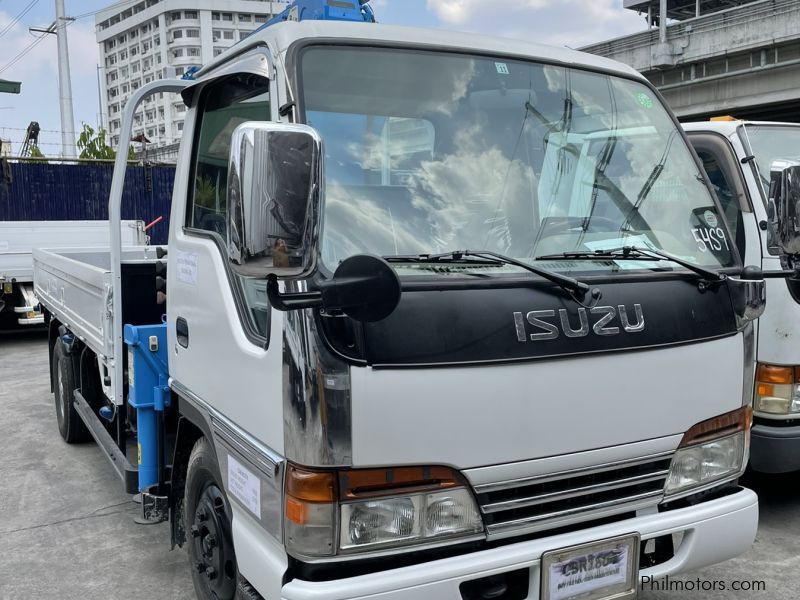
[301,47,735,274]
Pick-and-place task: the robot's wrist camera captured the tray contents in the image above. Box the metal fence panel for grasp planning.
[0,162,175,245]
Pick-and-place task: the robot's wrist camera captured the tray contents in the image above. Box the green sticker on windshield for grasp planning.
[636,92,654,109]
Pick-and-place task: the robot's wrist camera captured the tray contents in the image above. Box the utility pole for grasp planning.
[55,0,76,158]
[32,3,77,157]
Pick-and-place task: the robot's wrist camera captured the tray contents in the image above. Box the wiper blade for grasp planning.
[537,246,726,282]
[385,250,591,297]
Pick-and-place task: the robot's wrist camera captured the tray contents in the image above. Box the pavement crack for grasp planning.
[0,500,135,536]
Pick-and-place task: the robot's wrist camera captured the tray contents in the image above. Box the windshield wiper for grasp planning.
[537,246,726,283]
[384,249,593,298]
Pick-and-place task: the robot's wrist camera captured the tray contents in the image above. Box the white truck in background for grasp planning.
[32,1,791,598]
[685,119,800,473]
[0,220,146,327]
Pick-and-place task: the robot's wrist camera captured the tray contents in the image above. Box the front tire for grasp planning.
[185,437,241,600]
[53,340,90,443]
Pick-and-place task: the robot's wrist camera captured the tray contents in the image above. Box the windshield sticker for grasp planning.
[703,210,719,227]
[692,227,730,253]
[495,62,510,75]
[636,92,654,109]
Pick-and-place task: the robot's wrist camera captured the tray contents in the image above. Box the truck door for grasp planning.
[167,58,285,455]
[687,132,761,267]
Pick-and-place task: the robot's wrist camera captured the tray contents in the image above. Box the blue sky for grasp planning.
[0,0,646,155]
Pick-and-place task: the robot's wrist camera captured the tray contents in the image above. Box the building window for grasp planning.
[214,48,223,56]
[255,15,267,23]
[177,121,184,132]
[239,32,249,41]
[212,12,220,20]
[223,30,234,40]
[222,13,233,21]
[185,10,198,19]
[171,11,181,21]
[239,13,251,22]
[130,45,139,56]
[188,47,200,57]
[172,48,184,58]
[175,67,185,76]
[172,30,183,40]
[186,29,200,38]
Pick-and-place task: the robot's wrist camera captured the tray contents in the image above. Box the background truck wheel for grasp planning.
[185,437,243,600]
[53,341,90,443]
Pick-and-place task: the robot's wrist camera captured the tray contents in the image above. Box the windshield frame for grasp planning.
[286,40,743,280]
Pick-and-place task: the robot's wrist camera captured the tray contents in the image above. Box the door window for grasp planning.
[187,72,271,340]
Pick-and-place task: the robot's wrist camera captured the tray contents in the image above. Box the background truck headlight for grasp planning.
[284,465,484,558]
[754,363,800,415]
[665,406,751,497]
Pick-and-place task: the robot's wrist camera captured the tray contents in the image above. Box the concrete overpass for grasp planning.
[582,0,800,121]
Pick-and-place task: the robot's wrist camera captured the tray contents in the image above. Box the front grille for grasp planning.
[474,451,674,540]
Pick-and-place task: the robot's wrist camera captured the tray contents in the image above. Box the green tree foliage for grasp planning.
[28,146,45,159]
[76,123,135,160]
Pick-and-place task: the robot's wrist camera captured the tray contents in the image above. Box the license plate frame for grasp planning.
[541,533,640,600]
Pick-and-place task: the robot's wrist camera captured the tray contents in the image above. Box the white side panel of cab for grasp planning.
[350,334,744,470]
[758,258,800,365]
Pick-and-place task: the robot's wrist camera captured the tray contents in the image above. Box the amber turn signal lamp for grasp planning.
[678,406,752,448]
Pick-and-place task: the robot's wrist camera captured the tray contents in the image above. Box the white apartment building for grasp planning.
[96,0,287,149]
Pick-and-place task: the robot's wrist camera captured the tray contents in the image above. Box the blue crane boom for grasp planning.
[261,0,375,30]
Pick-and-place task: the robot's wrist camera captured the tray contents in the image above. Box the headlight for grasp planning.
[664,406,751,498]
[284,465,484,558]
[340,488,482,552]
[754,363,800,415]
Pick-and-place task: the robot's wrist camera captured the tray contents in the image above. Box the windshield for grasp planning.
[300,46,736,275]
[743,124,800,196]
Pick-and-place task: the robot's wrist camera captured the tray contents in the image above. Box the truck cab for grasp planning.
[685,120,800,473]
[37,6,773,600]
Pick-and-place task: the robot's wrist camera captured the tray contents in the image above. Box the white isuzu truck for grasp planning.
[34,2,778,598]
[685,119,800,474]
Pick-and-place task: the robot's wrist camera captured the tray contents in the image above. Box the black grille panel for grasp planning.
[474,452,673,539]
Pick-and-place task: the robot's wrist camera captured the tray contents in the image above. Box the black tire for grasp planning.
[185,437,244,600]
[53,340,90,443]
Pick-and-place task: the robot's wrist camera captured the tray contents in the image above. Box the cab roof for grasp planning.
[197,20,644,81]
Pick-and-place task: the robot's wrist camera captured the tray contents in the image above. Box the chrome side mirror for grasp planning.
[729,266,766,327]
[226,122,323,279]
[768,159,800,257]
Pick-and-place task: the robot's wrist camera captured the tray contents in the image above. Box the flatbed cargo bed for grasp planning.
[33,246,164,402]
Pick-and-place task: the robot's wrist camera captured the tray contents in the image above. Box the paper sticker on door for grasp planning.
[227,455,261,519]
[176,250,199,285]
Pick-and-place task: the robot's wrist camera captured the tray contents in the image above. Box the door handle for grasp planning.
[176,317,189,348]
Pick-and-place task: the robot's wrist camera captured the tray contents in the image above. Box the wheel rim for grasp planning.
[56,366,66,423]
[191,483,237,599]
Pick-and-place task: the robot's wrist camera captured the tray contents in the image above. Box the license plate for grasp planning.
[541,534,639,600]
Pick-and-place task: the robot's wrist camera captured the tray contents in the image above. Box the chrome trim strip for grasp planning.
[473,451,674,493]
[480,470,669,514]
[485,492,664,540]
[282,305,353,467]
[170,378,284,471]
[742,322,756,408]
